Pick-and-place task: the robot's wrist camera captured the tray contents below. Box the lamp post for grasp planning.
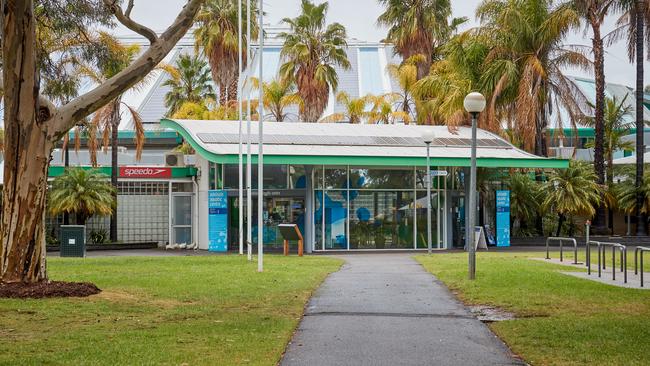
[463,92,486,280]
[422,131,436,254]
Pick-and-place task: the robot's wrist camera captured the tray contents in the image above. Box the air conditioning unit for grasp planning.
[165,152,185,167]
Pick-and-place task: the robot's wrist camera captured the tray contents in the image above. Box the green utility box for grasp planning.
[59,225,86,257]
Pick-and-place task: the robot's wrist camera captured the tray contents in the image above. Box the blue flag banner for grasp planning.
[495,190,510,247]
[208,190,228,252]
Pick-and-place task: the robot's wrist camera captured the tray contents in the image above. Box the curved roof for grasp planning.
[162,119,568,169]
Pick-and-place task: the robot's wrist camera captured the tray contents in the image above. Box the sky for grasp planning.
[117,0,648,88]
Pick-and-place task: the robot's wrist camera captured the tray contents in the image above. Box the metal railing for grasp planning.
[546,237,578,264]
[634,246,650,287]
[588,241,627,283]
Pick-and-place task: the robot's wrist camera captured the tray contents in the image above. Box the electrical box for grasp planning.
[59,225,86,258]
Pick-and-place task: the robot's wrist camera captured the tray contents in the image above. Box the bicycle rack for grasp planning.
[586,241,599,275]
[591,241,627,283]
[546,237,578,264]
[634,246,650,287]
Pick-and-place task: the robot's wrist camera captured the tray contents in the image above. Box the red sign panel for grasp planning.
[119,166,172,179]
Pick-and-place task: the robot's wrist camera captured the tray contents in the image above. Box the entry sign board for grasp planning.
[496,190,511,247]
[208,190,228,252]
[429,170,448,177]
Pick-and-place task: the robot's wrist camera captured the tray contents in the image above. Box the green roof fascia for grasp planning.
[162,118,569,169]
[48,166,197,178]
[67,129,182,142]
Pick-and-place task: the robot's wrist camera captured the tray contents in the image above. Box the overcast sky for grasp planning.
[118,0,646,87]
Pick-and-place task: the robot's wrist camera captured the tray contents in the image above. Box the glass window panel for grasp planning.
[223,164,288,189]
[172,182,193,192]
[359,48,385,96]
[349,191,414,249]
[324,168,348,190]
[324,190,347,249]
[173,196,192,226]
[415,191,440,249]
[289,165,306,189]
[315,189,323,248]
[174,227,192,245]
[350,168,414,189]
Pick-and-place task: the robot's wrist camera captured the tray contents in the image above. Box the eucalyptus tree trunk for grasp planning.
[591,14,608,234]
[0,0,204,283]
[635,0,647,236]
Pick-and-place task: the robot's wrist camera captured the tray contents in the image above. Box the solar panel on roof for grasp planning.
[195,132,513,149]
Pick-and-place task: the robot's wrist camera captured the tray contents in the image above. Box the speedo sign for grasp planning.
[119,167,172,179]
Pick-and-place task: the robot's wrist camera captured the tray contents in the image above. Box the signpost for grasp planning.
[496,190,511,247]
[208,190,228,252]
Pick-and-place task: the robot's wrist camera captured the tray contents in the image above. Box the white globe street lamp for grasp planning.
[421,130,436,254]
[464,92,486,280]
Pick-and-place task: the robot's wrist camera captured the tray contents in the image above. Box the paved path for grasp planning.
[281,254,523,366]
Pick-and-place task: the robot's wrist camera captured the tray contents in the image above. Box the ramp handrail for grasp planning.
[634,246,650,287]
[546,237,578,264]
[592,241,627,283]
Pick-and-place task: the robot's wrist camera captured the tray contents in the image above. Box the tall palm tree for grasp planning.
[610,0,650,234]
[542,161,603,236]
[162,53,216,115]
[251,77,302,122]
[279,0,351,122]
[474,0,591,155]
[79,32,147,242]
[569,0,615,233]
[194,0,259,105]
[377,0,466,79]
[321,92,368,123]
[48,168,115,226]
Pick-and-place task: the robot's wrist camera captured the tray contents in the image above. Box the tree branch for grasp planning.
[52,0,204,138]
[104,0,159,44]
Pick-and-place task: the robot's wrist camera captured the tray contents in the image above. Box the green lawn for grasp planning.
[0,255,342,366]
[416,252,650,366]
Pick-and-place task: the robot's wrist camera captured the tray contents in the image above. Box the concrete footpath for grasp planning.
[281,254,523,366]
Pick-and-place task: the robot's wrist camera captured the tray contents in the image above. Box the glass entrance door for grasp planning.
[171,195,193,245]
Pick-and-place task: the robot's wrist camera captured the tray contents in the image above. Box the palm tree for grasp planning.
[279,0,351,122]
[386,55,422,118]
[79,32,147,242]
[321,92,368,123]
[505,172,542,235]
[610,0,650,235]
[473,0,591,154]
[569,0,616,233]
[615,167,650,216]
[366,94,412,124]
[162,53,216,115]
[251,77,302,122]
[48,168,115,226]
[377,0,466,78]
[542,161,603,236]
[194,0,259,105]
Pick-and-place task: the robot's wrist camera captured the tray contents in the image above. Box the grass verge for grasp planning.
[0,255,342,365]
[415,252,650,366]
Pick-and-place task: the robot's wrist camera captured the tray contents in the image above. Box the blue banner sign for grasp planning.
[495,190,510,247]
[208,190,228,252]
